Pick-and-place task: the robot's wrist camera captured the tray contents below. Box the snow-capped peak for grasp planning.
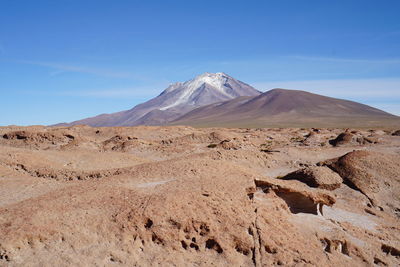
[158,72,259,111]
[161,73,230,95]
[159,73,233,110]
[185,72,231,95]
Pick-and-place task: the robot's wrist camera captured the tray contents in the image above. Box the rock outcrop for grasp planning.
[282,166,343,190]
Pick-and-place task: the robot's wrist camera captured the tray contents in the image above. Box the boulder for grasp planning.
[329,132,355,146]
[282,166,343,190]
[325,150,400,212]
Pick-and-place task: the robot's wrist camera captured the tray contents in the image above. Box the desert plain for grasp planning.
[0,125,399,266]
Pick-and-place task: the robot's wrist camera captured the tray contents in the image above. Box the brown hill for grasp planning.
[171,89,400,128]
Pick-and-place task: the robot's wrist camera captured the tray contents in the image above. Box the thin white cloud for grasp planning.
[373,30,400,41]
[19,60,145,79]
[288,55,400,64]
[251,78,400,97]
[57,82,171,98]
[369,103,400,117]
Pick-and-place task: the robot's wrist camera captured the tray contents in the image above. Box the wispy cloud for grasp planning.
[18,60,145,79]
[251,78,400,97]
[59,87,162,98]
[53,79,173,99]
[373,30,400,41]
[289,55,400,64]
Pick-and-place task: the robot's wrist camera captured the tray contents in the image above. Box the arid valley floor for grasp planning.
[0,126,399,266]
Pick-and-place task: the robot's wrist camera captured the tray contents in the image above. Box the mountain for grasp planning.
[171,89,400,128]
[58,72,261,127]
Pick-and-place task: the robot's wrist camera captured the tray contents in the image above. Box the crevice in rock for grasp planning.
[381,244,400,257]
[265,245,277,254]
[249,206,262,266]
[181,240,188,250]
[151,233,164,245]
[109,254,122,263]
[254,179,335,212]
[205,239,223,254]
[235,244,250,256]
[255,222,263,265]
[144,218,153,229]
[374,257,387,266]
[190,242,199,251]
[198,223,210,236]
[248,227,257,266]
[0,250,10,262]
[276,191,319,215]
[321,238,350,256]
[168,219,181,229]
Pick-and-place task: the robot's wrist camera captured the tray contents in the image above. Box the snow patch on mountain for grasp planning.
[160,72,235,110]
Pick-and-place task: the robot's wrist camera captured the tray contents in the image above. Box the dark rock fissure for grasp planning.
[205,239,223,254]
[144,219,153,229]
[381,244,400,257]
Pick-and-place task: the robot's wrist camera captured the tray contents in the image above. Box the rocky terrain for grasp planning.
[0,125,399,266]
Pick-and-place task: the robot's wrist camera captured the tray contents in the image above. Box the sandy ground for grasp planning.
[0,125,399,266]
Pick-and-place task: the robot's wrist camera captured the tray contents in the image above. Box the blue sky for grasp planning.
[1,0,399,125]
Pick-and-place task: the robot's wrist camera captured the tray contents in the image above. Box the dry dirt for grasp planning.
[0,125,399,266]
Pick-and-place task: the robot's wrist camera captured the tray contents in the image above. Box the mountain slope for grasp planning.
[171,89,400,127]
[58,72,261,127]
